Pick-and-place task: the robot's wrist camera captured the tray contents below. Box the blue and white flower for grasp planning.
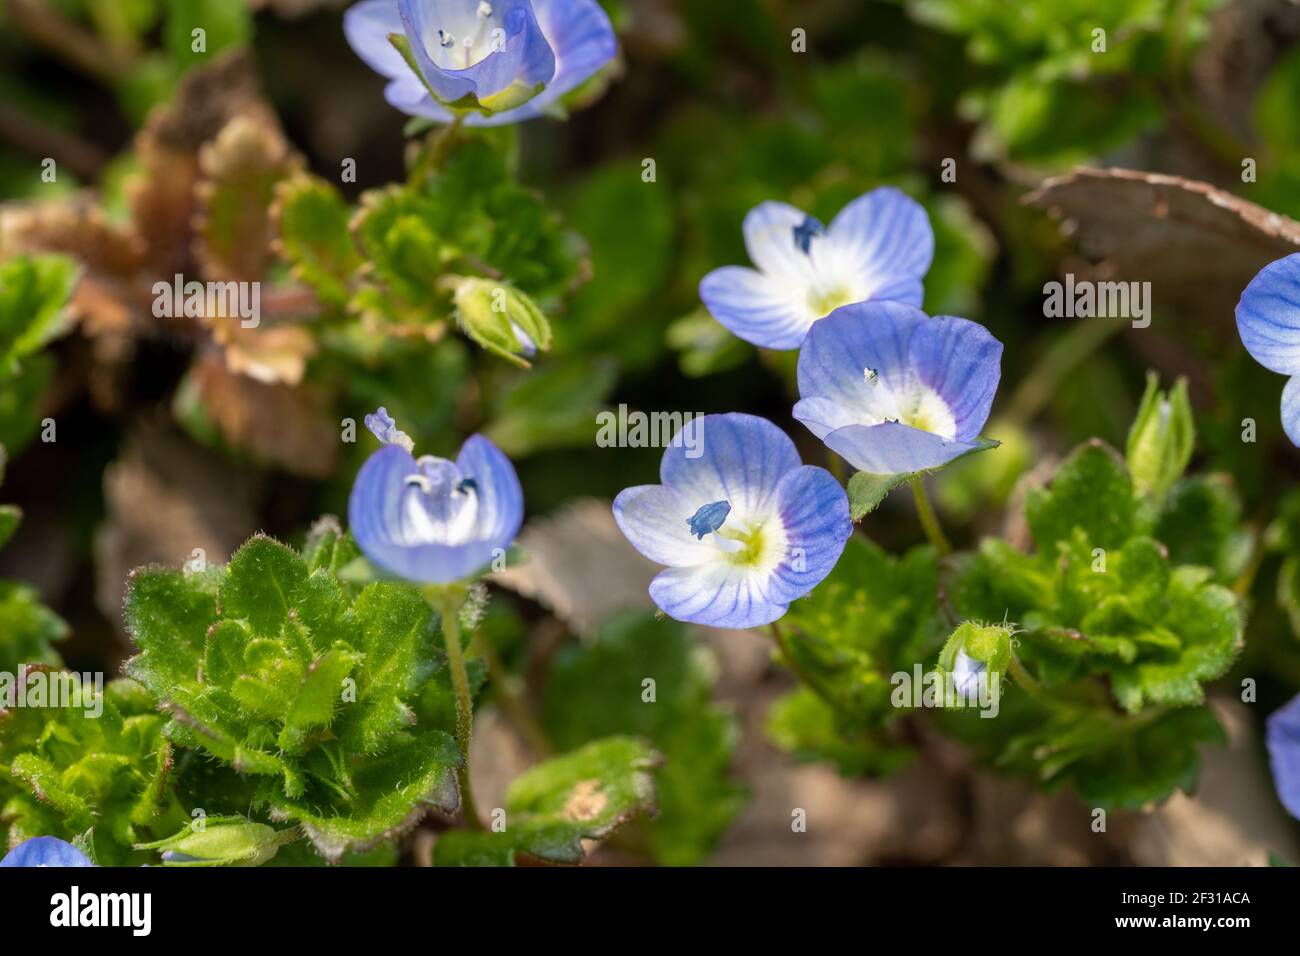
[344,0,617,125]
[794,300,1002,475]
[349,408,524,583]
[0,836,94,867]
[1236,253,1300,446]
[1267,690,1300,820]
[613,413,852,629]
[699,188,934,350]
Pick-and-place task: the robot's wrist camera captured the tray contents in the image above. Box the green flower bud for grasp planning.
[1126,372,1194,500]
[136,816,298,867]
[452,277,552,367]
[936,621,1012,707]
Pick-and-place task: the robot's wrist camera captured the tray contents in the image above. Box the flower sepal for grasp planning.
[1125,371,1193,503]
[451,276,553,367]
[934,620,1013,709]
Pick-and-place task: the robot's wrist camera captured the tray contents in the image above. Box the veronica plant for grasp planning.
[344,0,617,124]
[699,188,934,350]
[0,836,93,868]
[613,413,852,629]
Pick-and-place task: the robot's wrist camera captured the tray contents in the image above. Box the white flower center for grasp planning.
[859,372,957,439]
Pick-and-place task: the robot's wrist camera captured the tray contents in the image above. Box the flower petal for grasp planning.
[613,485,716,567]
[743,201,814,279]
[828,186,934,286]
[659,413,801,517]
[1282,375,1300,448]
[494,0,616,120]
[822,421,981,475]
[648,563,788,629]
[455,433,525,548]
[699,266,812,350]
[906,314,1002,441]
[0,836,94,867]
[1237,253,1300,376]
[1267,690,1300,819]
[765,465,852,604]
[345,0,412,80]
[794,300,927,434]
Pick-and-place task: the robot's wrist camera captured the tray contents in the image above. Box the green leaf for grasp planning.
[540,613,745,865]
[846,472,908,521]
[274,174,361,307]
[1026,440,1138,552]
[0,255,78,375]
[221,535,310,638]
[124,566,223,692]
[0,504,19,550]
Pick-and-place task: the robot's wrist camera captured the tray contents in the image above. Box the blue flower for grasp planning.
[794,301,1002,475]
[0,836,94,867]
[699,188,934,350]
[349,409,524,583]
[1267,690,1300,820]
[1236,253,1300,445]
[344,0,616,125]
[613,413,852,629]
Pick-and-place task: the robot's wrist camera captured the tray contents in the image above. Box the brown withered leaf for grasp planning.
[94,420,260,628]
[195,115,300,282]
[189,351,338,478]
[1024,167,1300,323]
[212,320,317,386]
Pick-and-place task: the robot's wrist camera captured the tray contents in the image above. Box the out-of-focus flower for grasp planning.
[1267,690,1300,820]
[699,188,934,350]
[794,301,1002,475]
[344,0,617,125]
[1235,253,1300,445]
[349,409,523,583]
[613,413,851,628]
[0,836,94,867]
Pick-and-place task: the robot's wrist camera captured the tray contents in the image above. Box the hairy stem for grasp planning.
[909,478,951,556]
[434,593,484,830]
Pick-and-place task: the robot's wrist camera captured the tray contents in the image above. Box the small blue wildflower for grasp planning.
[699,187,935,350]
[1267,690,1300,820]
[349,409,523,583]
[686,500,731,540]
[794,301,1002,475]
[613,413,852,629]
[344,0,617,126]
[1235,253,1300,445]
[0,836,94,867]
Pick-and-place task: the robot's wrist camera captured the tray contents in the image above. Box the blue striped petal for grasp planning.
[612,484,714,567]
[345,0,412,79]
[699,266,810,350]
[0,836,94,867]
[1267,690,1300,819]
[828,187,933,286]
[823,421,981,475]
[649,563,789,629]
[659,413,801,518]
[1236,253,1300,376]
[907,314,1002,441]
[765,465,852,604]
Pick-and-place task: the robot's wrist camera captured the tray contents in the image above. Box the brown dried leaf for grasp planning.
[1024,167,1300,323]
[213,320,316,386]
[93,421,260,627]
[195,116,299,282]
[190,352,338,478]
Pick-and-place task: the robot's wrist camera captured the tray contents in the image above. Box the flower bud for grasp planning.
[1126,372,1193,500]
[136,816,298,867]
[936,621,1012,707]
[452,278,552,367]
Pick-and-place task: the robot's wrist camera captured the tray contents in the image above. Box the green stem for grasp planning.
[1007,649,1048,702]
[409,114,465,184]
[909,478,951,556]
[432,592,483,830]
